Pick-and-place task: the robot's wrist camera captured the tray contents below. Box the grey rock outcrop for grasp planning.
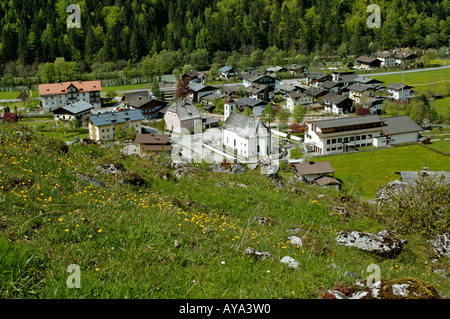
[376,180,408,202]
[335,230,406,257]
[243,247,271,261]
[280,256,300,269]
[429,233,450,258]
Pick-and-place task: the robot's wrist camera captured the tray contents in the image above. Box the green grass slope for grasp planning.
[0,123,448,299]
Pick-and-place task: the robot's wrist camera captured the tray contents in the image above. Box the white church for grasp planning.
[221,95,273,162]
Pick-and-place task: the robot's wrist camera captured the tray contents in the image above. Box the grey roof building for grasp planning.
[89,109,145,127]
[222,112,271,138]
[396,170,450,184]
[382,115,423,135]
[166,99,201,121]
[53,101,94,117]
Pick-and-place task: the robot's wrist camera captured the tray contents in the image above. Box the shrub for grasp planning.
[374,173,449,237]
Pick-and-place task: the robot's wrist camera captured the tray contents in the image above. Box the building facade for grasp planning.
[39,81,102,112]
[222,112,272,161]
[304,115,423,155]
[88,109,144,141]
[164,99,202,134]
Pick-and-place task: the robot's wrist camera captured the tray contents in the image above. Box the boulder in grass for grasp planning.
[335,230,406,257]
[243,247,271,261]
[325,278,440,299]
[280,256,300,269]
[429,233,450,258]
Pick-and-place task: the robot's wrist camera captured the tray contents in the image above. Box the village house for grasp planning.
[321,92,354,115]
[278,82,305,95]
[39,80,102,112]
[200,93,226,113]
[287,64,308,76]
[376,51,396,67]
[363,97,384,115]
[164,99,202,134]
[266,66,288,76]
[304,115,423,155]
[386,83,415,101]
[321,81,342,93]
[235,97,268,117]
[353,76,384,90]
[219,66,238,80]
[394,52,418,65]
[187,83,218,103]
[332,71,359,84]
[222,112,272,161]
[347,83,375,104]
[241,71,278,89]
[52,101,94,122]
[306,71,332,87]
[244,83,274,100]
[355,56,382,70]
[88,109,144,141]
[181,70,207,84]
[293,161,341,190]
[121,91,168,120]
[134,133,172,156]
[286,91,312,112]
[304,87,329,102]
[220,84,243,97]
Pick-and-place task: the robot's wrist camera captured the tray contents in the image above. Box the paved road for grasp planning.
[363,65,450,77]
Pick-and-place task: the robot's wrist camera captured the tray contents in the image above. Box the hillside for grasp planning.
[0,123,448,299]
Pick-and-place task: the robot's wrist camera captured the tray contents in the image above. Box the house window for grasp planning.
[368,134,372,139]
[332,139,337,144]
[338,138,342,143]
[356,136,360,141]
[344,137,349,143]
[362,135,366,140]
[350,136,355,142]
[327,139,331,145]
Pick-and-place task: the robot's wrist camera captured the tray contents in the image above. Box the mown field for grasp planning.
[0,123,448,299]
[314,144,450,199]
[373,68,450,94]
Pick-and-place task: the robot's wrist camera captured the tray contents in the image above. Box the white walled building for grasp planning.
[222,112,272,161]
[386,83,414,101]
[224,95,236,122]
[286,91,312,112]
[376,52,396,67]
[304,115,423,155]
[164,99,202,134]
[52,101,94,122]
[39,81,102,112]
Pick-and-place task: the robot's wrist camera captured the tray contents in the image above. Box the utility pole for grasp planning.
[401,50,405,102]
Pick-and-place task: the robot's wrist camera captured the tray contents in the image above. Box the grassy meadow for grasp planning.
[0,123,449,299]
[314,144,450,199]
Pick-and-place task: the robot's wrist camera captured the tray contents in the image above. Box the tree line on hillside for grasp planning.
[0,0,449,79]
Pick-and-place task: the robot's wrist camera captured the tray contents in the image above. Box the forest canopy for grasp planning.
[0,0,448,77]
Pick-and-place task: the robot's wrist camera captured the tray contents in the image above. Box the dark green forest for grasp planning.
[0,0,449,81]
